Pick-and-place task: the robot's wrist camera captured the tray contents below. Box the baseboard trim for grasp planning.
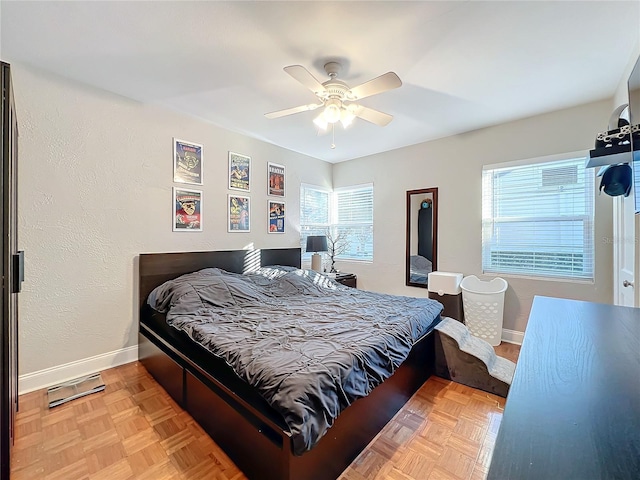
[19,330,521,394]
[501,328,524,345]
[19,345,138,395]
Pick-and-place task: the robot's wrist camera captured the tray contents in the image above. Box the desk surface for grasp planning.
[487,296,640,480]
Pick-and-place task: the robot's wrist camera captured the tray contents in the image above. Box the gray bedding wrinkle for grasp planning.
[148,267,443,455]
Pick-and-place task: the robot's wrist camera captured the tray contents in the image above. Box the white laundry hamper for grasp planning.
[460,275,508,346]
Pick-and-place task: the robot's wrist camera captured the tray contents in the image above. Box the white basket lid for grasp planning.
[460,275,508,294]
[427,272,463,295]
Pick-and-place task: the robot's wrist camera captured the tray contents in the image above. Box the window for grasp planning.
[482,153,595,280]
[333,185,374,260]
[300,184,374,262]
[300,185,330,261]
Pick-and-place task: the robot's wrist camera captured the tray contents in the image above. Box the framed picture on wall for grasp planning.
[268,200,285,234]
[268,162,285,197]
[173,187,202,232]
[229,152,251,191]
[228,194,250,232]
[173,138,203,185]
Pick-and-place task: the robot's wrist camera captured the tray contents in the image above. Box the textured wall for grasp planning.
[332,99,614,334]
[13,64,331,375]
[10,60,623,374]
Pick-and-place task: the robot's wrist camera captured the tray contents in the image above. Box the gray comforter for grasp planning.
[147,266,443,455]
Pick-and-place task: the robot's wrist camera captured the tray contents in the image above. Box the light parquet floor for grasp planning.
[11,343,519,480]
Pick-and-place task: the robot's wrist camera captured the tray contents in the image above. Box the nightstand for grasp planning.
[334,273,357,288]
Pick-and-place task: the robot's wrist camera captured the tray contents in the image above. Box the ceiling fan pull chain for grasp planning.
[331,123,336,149]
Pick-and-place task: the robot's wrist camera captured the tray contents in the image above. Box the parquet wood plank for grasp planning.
[122,428,163,456]
[169,441,209,473]
[126,443,168,476]
[384,468,414,480]
[435,447,475,479]
[43,458,89,480]
[131,458,182,480]
[427,465,464,480]
[452,418,487,444]
[81,429,121,453]
[85,441,127,474]
[446,432,481,459]
[115,413,152,440]
[395,445,437,479]
[403,436,444,462]
[370,435,409,463]
[42,430,83,454]
[11,343,518,480]
[11,459,46,480]
[44,443,85,475]
[88,457,135,480]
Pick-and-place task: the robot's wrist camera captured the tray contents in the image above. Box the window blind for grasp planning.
[482,156,595,280]
[300,185,330,258]
[334,185,374,260]
[300,184,374,262]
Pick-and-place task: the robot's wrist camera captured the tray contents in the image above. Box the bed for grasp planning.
[138,248,443,480]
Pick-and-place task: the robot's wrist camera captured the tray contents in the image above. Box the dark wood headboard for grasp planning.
[138,248,301,309]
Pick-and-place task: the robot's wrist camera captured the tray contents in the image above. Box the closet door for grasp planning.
[1,61,20,480]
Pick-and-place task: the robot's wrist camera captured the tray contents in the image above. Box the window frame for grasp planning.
[300,183,374,263]
[299,184,331,261]
[481,151,595,281]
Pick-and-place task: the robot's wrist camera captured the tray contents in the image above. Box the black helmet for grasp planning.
[599,163,632,197]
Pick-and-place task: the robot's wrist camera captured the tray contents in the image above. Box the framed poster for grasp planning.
[229,152,251,191]
[173,187,202,231]
[173,138,203,185]
[268,162,285,197]
[228,194,250,232]
[268,200,285,234]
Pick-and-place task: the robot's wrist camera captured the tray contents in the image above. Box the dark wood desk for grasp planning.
[488,296,640,480]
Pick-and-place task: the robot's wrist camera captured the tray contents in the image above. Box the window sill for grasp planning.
[481,271,595,284]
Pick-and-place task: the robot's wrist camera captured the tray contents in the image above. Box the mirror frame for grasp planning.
[405,187,438,288]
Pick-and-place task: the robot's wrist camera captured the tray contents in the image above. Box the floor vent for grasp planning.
[47,372,105,408]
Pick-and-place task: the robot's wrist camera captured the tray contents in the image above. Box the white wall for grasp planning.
[12,59,625,384]
[14,63,331,378]
[613,45,640,109]
[333,99,614,334]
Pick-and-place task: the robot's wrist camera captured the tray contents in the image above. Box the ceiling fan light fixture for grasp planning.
[340,108,355,128]
[323,99,342,123]
[266,63,401,131]
[313,113,328,130]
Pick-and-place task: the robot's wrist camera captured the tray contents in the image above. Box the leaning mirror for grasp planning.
[406,188,438,288]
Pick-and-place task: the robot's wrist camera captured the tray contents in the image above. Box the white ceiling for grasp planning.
[2,1,639,163]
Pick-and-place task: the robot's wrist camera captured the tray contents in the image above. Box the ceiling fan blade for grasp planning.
[352,105,394,126]
[347,72,402,100]
[265,103,322,119]
[284,65,327,95]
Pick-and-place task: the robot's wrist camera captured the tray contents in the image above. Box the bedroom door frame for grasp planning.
[613,193,639,307]
[1,60,20,480]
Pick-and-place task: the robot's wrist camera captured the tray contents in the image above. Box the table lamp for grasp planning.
[306,235,328,272]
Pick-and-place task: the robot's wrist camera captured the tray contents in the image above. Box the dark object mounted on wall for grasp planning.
[587,104,634,168]
[599,163,632,197]
[594,106,630,148]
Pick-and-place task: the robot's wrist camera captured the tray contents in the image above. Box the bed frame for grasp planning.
[137,248,437,480]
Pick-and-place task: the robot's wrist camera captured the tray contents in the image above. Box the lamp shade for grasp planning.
[306,235,328,253]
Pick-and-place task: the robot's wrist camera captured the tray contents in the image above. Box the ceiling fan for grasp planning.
[265,62,402,130]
